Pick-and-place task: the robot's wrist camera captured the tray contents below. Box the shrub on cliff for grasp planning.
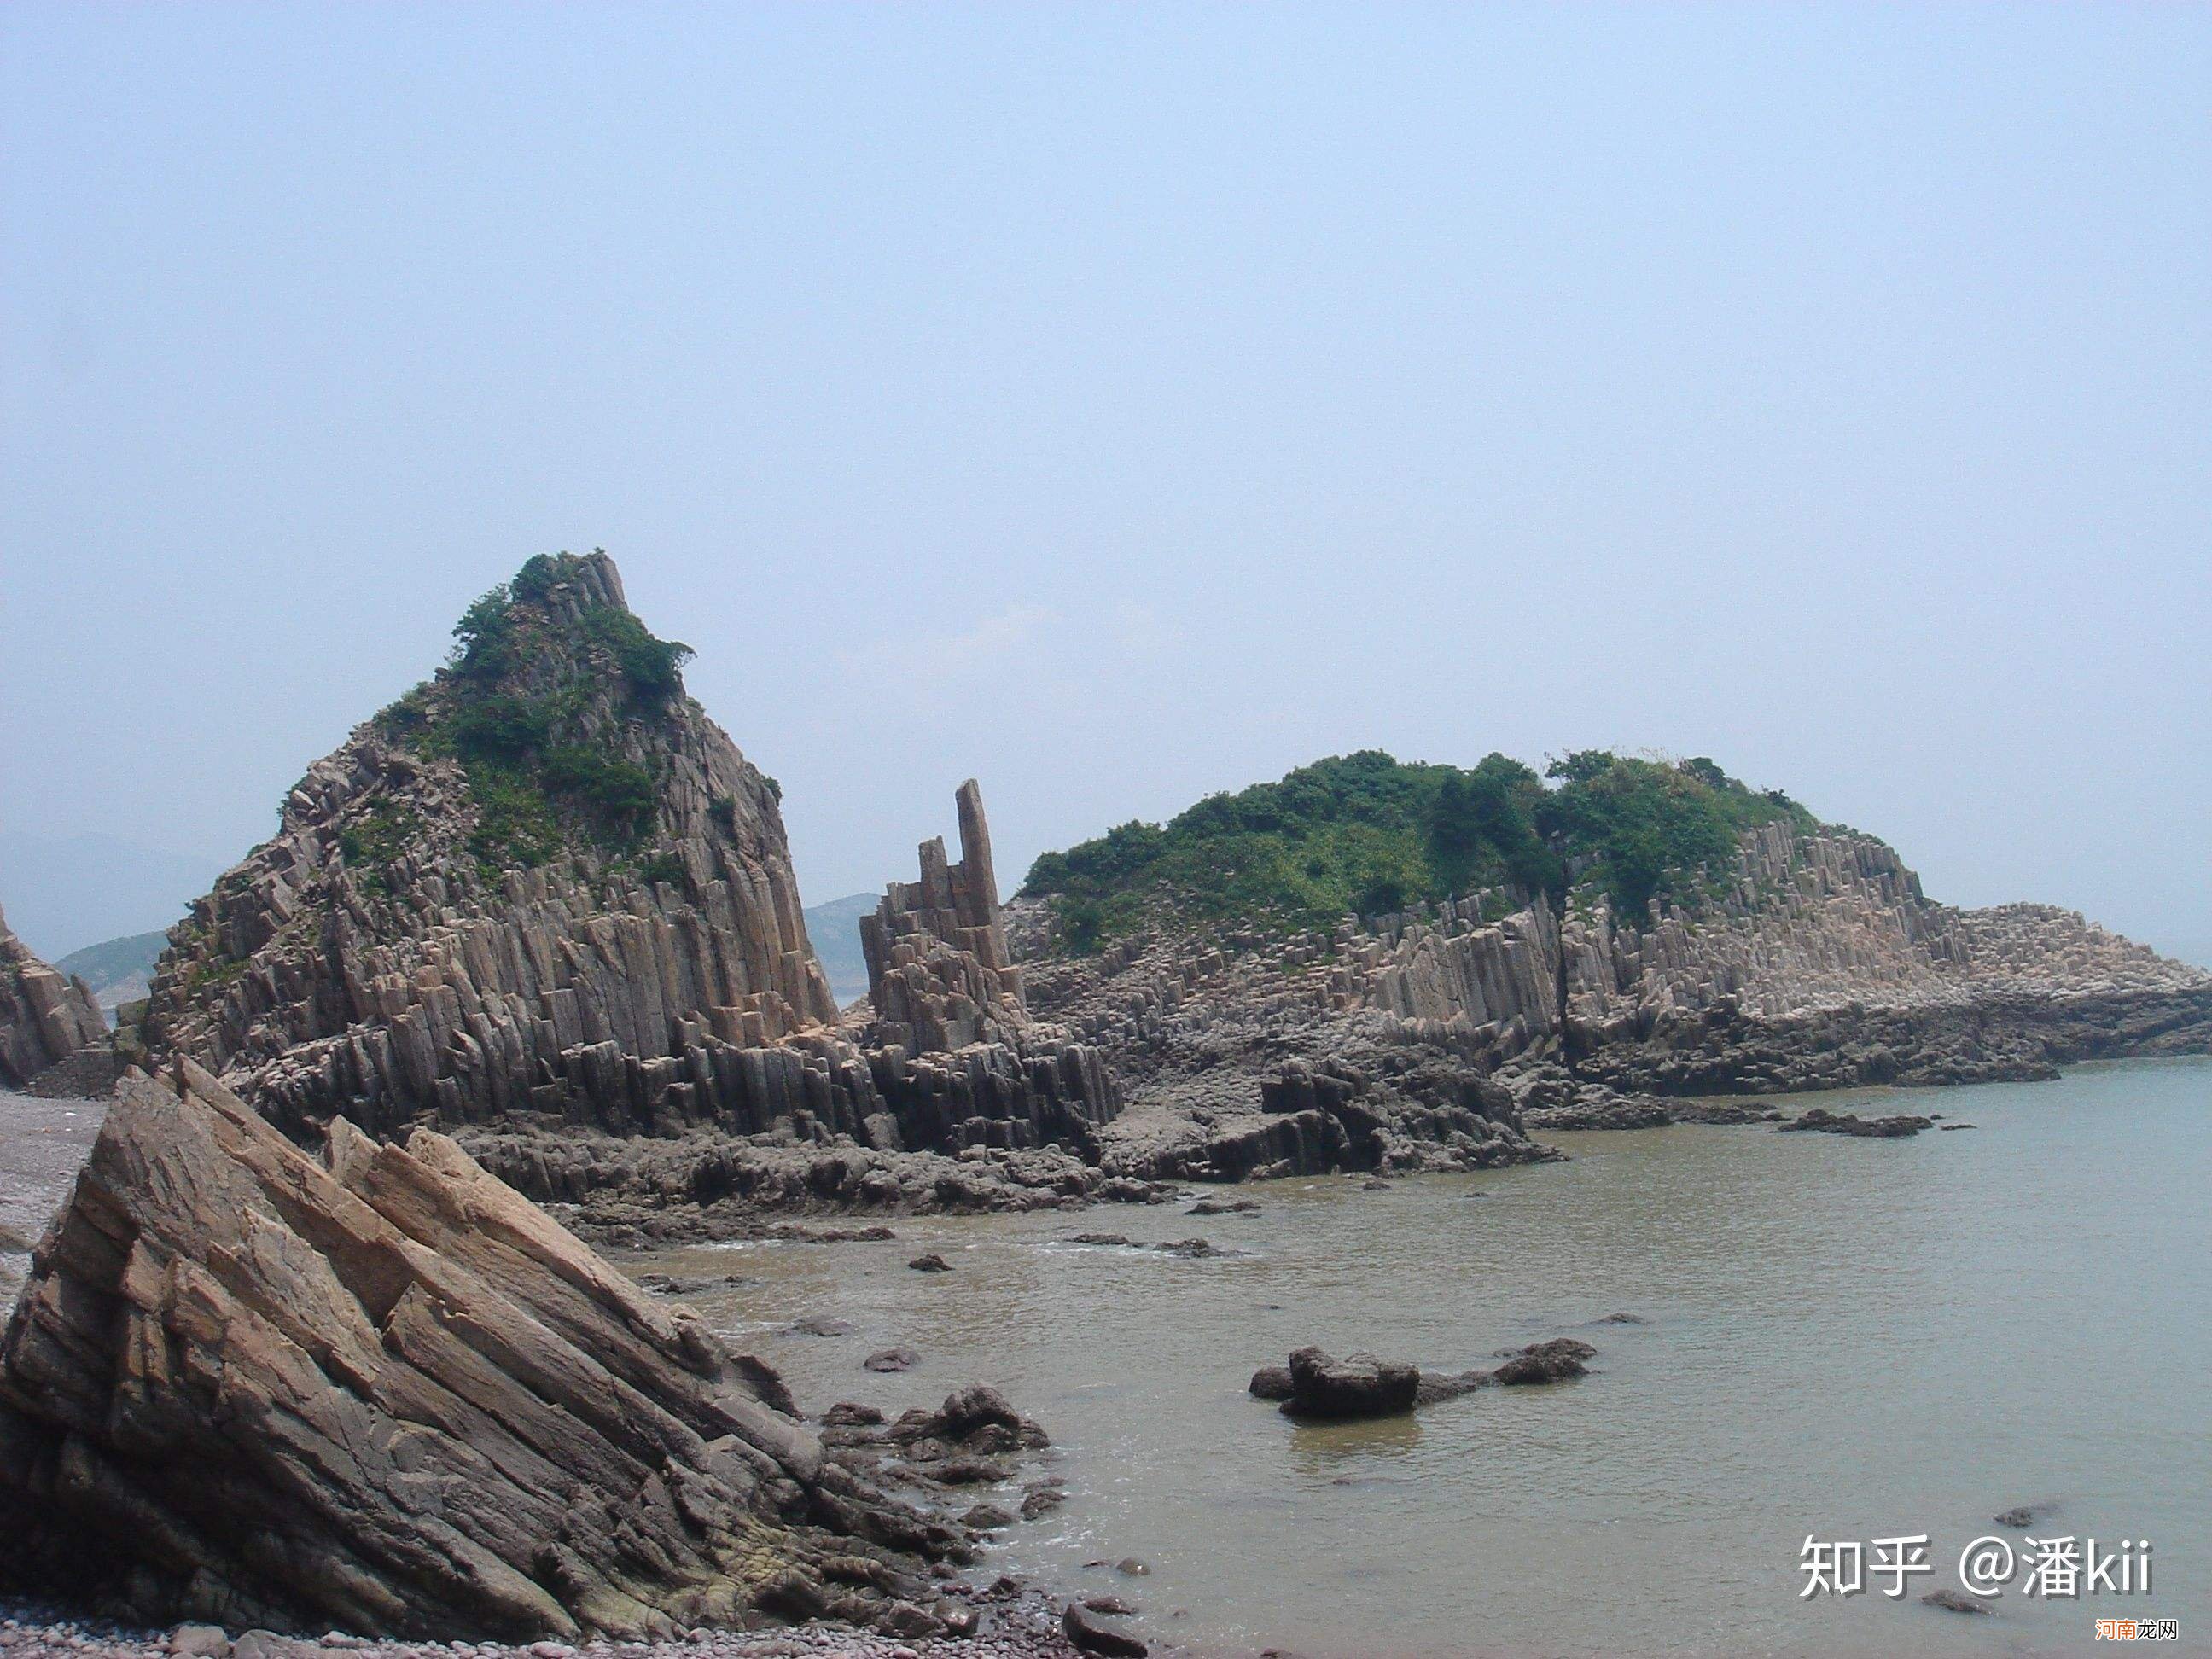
[364,552,696,875]
[1022,748,1822,945]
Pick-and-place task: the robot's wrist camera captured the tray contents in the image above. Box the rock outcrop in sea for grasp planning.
[1017,817,2212,1175]
[0,1059,1039,1640]
[0,902,109,1095]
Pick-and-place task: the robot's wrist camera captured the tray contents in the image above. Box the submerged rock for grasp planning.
[1775,1108,1933,1138]
[1063,1600,1149,1656]
[1186,1198,1260,1216]
[907,1253,952,1272]
[0,1060,1006,1641]
[1922,1587,1992,1615]
[1489,1336,1596,1385]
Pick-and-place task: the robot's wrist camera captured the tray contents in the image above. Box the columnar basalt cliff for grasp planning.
[0,1061,1045,1640]
[1016,752,2212,1161]
[129,556,1128,1230]
[1011,899,1552,1182]
[469,787,1130,1243]
[0,901,108,1093]
[860,779,1027,1055]
[137,553,839,1139]
[1547,823,2212,1096]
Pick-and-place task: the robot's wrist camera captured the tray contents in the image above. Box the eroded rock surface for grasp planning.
[119,557,1123,1231]
[1276,1348,1420,1420]
[0,1061,1031,1641]
[0,905,108,1095]
[1013,818,2211,1179]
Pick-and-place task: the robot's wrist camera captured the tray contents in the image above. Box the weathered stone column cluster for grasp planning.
[859,780,1028,1056]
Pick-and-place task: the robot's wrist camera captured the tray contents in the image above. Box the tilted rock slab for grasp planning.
[0,1059,983,1641]
[0,899,108,1091]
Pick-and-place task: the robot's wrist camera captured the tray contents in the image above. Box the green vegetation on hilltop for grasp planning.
[1020,749,1821,950]
[365,552,695,876]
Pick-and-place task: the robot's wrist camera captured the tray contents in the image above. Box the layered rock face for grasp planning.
[0,901,108,1092]
[0,1061,1010,1640]
[460,783,1132,1240]
[1546,824,2211,1093]
[119,558,1125,1230]
[860,780,1026,1055]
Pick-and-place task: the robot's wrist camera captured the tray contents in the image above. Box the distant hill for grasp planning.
[804,891,880,1006]
[1019,748,1826,948]
[0,830,221,961]
[55,929,169,1021]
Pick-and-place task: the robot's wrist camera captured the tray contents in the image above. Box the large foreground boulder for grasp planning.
[0,1060,981,1641]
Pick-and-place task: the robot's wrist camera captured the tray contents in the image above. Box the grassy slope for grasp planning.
[362,552,700,882]
[1019,749,1825,950]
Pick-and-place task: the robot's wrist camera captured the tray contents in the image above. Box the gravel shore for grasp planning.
[0,1585,1099,1659]
[0,1091,104,1306]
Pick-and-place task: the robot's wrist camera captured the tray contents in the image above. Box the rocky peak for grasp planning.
[137,551,838,1136]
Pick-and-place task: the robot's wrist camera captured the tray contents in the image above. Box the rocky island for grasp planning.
[67,566,2209,1229]
[1011,751,2211,1166]
[4,555,2207,1659]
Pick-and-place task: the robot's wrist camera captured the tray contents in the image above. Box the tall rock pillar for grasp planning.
[860,782,1026,1053]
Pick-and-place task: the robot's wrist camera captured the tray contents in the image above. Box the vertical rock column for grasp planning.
[859,782,1027,1055]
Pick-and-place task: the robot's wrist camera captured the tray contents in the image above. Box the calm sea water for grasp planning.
[633,1059,2211,1657]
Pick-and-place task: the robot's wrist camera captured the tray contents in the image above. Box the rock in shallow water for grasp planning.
[1248,1365,1294,1400]
[1490,1337,1596,1386]
[1922,1587,1992,1615]
[1062,1600,1148,1655]
[1774,1107,1932,1138]
[1278,1348,1421,1420]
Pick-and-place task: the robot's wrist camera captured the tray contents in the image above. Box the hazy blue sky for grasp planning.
[3,4,2207,964]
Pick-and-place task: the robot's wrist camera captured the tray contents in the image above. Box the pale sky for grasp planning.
[3,4,2207,966]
